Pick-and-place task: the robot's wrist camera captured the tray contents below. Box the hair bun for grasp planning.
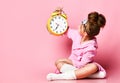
[88,11,106,28]
[97,14,106,27]
[88,12,99,23]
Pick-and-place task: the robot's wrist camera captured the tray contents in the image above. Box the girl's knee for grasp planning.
[55,59,59,66]
[55,61,65,70]
[55,59,64,66]
[55,58,73,67]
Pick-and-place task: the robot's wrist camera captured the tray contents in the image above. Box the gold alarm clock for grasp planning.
[47,8,68,36]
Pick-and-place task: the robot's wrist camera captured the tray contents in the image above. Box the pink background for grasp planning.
[0,0,120,83]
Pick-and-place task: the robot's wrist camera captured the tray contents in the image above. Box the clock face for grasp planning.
[48,15,68,35]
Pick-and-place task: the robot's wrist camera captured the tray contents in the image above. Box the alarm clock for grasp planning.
[47,8,68,36]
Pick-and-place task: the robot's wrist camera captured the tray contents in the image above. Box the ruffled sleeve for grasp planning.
[66,28,80,41]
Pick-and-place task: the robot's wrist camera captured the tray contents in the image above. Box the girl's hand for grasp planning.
[63,26,69,35]
[54,7,63,12]
[54,7,67,16]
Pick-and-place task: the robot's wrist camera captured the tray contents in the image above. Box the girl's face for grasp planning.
[79,24,85,36]
[79,20,88,37]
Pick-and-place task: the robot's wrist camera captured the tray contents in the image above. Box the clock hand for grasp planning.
[54,23,59,30]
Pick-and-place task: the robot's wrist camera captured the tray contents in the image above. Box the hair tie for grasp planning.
[81,19,88,24]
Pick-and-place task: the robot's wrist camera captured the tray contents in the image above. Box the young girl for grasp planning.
[47,11,106,81]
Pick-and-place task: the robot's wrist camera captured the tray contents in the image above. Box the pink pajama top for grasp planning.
[67,28,106,72]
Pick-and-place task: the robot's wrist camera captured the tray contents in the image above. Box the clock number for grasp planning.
[52,19,54,22]
[56,31,58,33]
[58,16,61,19]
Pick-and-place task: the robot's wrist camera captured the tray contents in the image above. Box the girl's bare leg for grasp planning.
[75,63,98,79]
